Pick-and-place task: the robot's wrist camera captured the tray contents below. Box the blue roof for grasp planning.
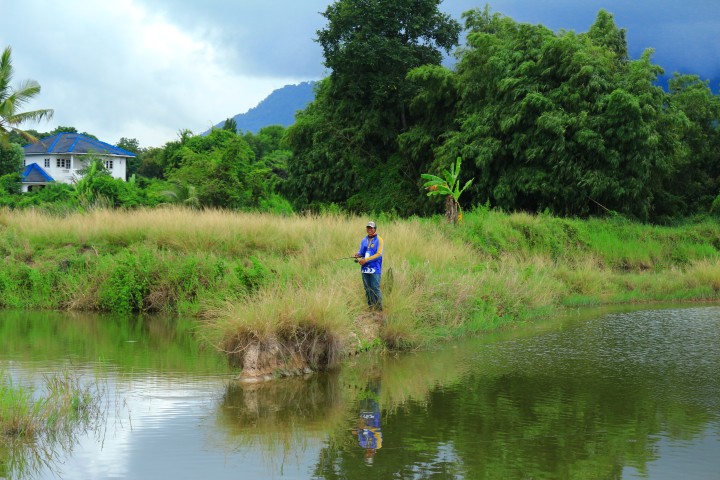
[23,132,137,157]
[22,163,55,183]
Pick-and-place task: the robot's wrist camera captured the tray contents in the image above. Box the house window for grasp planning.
[56,158,69,169]
[104,160,114,170]
[44,158,50,168]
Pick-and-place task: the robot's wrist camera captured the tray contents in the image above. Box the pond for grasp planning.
[1,305,719,479]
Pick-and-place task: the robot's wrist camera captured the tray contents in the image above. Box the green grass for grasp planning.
[0,369,104,440]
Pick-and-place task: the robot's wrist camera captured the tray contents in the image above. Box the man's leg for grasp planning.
[362,273,374,307]
[367,274,382,310]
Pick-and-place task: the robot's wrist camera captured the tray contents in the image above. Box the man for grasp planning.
[354,221,384,311]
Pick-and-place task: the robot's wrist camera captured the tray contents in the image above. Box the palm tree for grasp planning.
[0,46,54,143]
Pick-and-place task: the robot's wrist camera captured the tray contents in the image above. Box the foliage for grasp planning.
[414,8,676,220]
[0,142,23,176]
[284,0,461,212]
[421,156,474,223]
[1,368,105,479]
[222,117,238,132]
[134,146,165,179]
[11,182,76,209]
[154,128,288,210]
[663,74,720,216]
[2,9,720,222]
[234,256,268,292]
[157,180,200,208]
[74,158,142,209]
[0,46,54,143]
[116,137,140,154]
[0,172,20,197]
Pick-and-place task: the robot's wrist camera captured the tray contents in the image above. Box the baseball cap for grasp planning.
[366,221,377,228]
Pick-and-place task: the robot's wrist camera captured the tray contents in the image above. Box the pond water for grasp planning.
[1,305,719,479]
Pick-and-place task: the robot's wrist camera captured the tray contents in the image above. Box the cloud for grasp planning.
[133,0,331,78]
[2,0,718,149]
[2,0,308,148]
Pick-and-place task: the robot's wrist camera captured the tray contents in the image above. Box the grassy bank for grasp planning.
[1,206,720,374]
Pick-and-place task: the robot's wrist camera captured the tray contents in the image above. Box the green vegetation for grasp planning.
[283,0,461,214]
[421,157,474,223]
[1,207,719,374]
[0,46,54,143]
[0,370,100,440]
[2,5,720,222]
[0,368,104,479]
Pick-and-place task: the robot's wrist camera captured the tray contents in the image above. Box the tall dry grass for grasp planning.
[198,213,483,361]
[2,207,304,256]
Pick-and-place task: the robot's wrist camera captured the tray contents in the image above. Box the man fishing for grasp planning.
[354,221,384,311]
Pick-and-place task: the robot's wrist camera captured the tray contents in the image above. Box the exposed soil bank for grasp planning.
[231,313,383,382]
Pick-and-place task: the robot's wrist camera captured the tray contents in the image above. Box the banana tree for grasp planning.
[421,157,473,224]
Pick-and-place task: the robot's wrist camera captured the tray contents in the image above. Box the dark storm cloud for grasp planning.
[140,0,719,86]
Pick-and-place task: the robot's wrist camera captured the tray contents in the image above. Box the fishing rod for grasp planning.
[335,256,359,262]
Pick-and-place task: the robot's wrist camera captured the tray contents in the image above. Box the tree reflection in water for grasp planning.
[213,309,720,480]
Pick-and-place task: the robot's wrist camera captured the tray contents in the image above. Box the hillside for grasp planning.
[211,81,316,134]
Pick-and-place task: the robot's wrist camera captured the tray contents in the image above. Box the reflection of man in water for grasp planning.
[352,380,382,464]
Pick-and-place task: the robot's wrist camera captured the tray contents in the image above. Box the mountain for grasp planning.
[211,81,316,134]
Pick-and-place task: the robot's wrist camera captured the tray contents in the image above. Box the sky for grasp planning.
[2,0,718,149]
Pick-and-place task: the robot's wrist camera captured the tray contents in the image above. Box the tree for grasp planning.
[135,146,165,179]
[0,46,54,143]
[666,74,720,214]
[222,117,238,132]
[414,8,675,220]
[243,125,286,159]
[587,9,628,60]
[0,172,21,196]
[117,137,142,178]
[285,0,461,212]
[165,129,270,209]
[49,125,77,135]
[0,141,23,176]
[317,0,460,133]
[117,137,140,154]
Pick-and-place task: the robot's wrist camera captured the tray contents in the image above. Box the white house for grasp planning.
[21,132,135,192]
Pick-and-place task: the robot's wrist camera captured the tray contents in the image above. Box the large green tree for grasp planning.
[414,8,677,220]
[285,0,461,213]
[0,46,54,143]
[665,74,720,214]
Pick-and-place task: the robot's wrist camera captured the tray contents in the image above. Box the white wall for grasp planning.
[24,154,128,185]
